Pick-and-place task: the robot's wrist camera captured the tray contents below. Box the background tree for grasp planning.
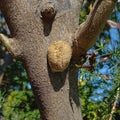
[2,1,118,119]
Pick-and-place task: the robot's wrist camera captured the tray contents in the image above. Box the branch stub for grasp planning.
[40,2,57,21]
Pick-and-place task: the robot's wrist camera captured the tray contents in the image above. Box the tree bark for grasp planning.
[0,0,116,120]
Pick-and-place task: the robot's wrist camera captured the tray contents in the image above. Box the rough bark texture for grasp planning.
[0,0,116,120]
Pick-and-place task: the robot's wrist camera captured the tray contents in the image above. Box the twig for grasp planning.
[109,87,120,120]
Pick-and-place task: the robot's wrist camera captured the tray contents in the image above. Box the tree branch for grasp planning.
[0,34,21,57]
[72,0,116,61]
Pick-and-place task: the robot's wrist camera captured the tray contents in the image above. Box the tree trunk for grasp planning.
[0,0,116,120]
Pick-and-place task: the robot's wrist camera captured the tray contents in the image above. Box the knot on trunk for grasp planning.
[40,2,57,21]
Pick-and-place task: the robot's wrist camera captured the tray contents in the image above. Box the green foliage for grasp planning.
[78,68,120,120]
[0,61,40,120]
[3,90,40,120]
